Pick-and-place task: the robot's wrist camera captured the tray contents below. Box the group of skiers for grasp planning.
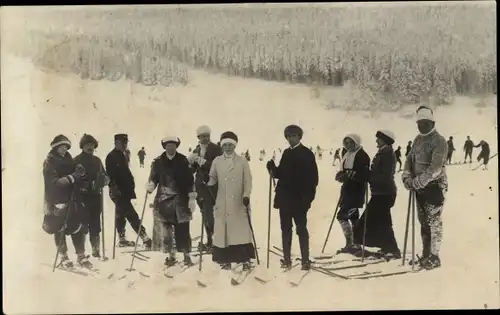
[42,105,492,272]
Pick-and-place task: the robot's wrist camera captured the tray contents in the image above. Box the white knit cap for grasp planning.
[161,136,180,148]
[416,107,435,122]
[344,133,362,146]
[376,130,396,145]
[196,125,211,136]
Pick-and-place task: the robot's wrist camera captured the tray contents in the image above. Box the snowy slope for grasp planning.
[2,51,499,313]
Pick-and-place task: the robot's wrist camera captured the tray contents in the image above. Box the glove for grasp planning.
[69,164,86,183]
[266,160,276,175]
[243,196,250,207]
[335,171,346,183]
[188,192,197,212]
[346,170,356,180]
[145,181,156,194]
[187,153,199,165]
[403,178,414,190]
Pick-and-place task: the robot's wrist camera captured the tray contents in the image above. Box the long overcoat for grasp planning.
[207,154,253,248]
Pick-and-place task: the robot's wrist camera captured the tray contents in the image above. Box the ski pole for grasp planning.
[266,174,272,269]
[321,193,342,254]
[127,192,149,271]
[112,205,117,260]
[361,184,369,263]
[52,193,75,272]
[100,188,108,261]
[401,190,412,266]
[411,190,416,271]
[245,204,260,265]
[198,204,205,272]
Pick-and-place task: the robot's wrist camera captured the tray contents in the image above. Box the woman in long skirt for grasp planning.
[354,130,401,260]
[207,131,256,271]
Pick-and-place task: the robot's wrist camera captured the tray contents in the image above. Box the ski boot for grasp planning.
[183,254,194,267]
[143,238,152,251]
[422,255,441,270]
[58,253,74,268]
[301,260,312,271]
[164,255,177,267]
[77,254,93,269]
[198,241,213,254]
[280,258,292,269]
[91,247,101,258]
[220,263,231,270]
[336,244,360,256]
[118,235,135,247]
[242,261,252,271]
[378,249,401,261]
[408,254,428,268]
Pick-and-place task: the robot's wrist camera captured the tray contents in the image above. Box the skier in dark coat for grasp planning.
[187,125,222,252]
[463,136,474,163]
[474,140,491,170]
[137,147,146,168]
[42,134,92,269]
[74,134,109,258]
[405,141,412,157]
[333,148,341,166]
[446,136,455,165]
[402,106,448,270]
[354,130,400,260]
[267,125,319,270]
[334,133,370,255]
[105,134,152,249]
[394,146,403,171]
[146,136,197,266]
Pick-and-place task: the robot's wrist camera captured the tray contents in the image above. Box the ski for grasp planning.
[43,263,90,277]
[132,254,149,262]
[231,267,256,286]
[164,262,195,279]
[289,269,311,287]
[253,262,300,284]
[345,270,383,278]
[354,270,412,279]
[323,259,386,271]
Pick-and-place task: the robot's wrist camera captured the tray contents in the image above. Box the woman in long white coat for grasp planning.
[207,131,255,270]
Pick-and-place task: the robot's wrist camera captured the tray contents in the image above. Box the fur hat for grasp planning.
[220,131,238,147]
[196,125,211,136]
[50,134,71,150]
[416,106,434,122]
[376,130,396,145]
[114,134,128,142]
[344,133,362,146]
[79,134,98,149]
[284,124,303,139]
[161,136,181,149]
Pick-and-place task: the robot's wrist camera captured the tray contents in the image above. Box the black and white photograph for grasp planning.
[1,2,498,313]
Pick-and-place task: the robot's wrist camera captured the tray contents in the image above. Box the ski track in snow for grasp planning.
[2,52,499,313]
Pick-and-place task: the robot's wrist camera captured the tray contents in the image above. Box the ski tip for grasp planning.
[230,278,240,286]
[107,273,115,279]
[139,272,150,278]
[196,280,207,288]
[164,273,174,279]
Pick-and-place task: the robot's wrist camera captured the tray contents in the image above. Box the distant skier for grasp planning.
[272,150,276,161]
[106,134,152,249]
[463,136,474,163]
[394,146,402,171]
[74,134,110,258]
[188,146,192,153]
[474,140,490,170]
[125,148,131,166]
[402,106,448,270]
[333,148,341,166]
[42,134,93,269]
[446,136,455,164]
[259,149,265,161]
[317,147,323,160]
[137,147,146,168]
[341,147,347,159]
[245,149,251,162]
[405,141,412,157]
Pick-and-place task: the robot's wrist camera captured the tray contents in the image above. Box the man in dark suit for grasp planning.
[266,125,319,271]
[106,134,152,249]
[187,125,222,252]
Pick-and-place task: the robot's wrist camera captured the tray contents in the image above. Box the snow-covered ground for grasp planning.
[2,46,499,312]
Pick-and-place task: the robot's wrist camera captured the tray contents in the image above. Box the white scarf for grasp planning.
[199,143,208,158]
[341,146,362,171]
[166,152,176,160]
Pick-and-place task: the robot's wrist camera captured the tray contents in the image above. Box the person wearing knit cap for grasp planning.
[43,134,93,269]
[74,134,110,258]
[266,125,318,270]
[106,134,152,249]
[354,130,401,260]
[137,147,146,168]
[188,125,222,253]
[402,105,448,270]
[206,131,255,270]
[146,135,197,266]
[334,133,370,256]
[394,146,403,172]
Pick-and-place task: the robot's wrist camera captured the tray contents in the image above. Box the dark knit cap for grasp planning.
[220,131,238,143]
[50,134,71,150]
[284,125,303,139]
[114,134,128,142]
[376,130,395,146]
[79,134,99,149]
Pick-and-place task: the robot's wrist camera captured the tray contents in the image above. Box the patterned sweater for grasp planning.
[402,129,448,190]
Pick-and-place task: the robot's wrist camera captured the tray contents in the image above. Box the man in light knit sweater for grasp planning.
[402,106,448,270]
